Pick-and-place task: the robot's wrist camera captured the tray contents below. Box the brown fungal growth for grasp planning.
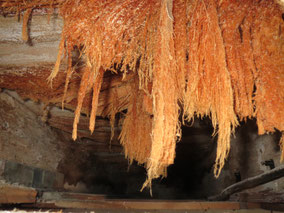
[1,0,283,189]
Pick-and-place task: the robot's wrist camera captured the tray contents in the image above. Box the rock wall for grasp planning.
[0,90,67,171]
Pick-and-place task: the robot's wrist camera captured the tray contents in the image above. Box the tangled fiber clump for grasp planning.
[1,0,283,189]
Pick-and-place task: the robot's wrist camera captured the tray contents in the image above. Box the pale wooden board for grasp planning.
[41,192,261,210]
[0,183,37,204]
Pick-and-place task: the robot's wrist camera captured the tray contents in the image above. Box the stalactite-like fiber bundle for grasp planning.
[119,75,153,165]
[183,0,239,176]
[1,0,283,187]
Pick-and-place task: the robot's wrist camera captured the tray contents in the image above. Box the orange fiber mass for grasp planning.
[1,0,283,188]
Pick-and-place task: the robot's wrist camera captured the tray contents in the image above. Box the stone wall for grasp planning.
[0,90,66,172]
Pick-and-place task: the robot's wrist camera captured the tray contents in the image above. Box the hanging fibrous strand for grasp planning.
[22,8,32,42]
[47,0,162,141]
[249,0,284,135]
[218,0,255,120]
[89,67,105,134]
[173,0,187,102]
[184,0,238,177]
[142,0,181,190]
[119,75,152,165]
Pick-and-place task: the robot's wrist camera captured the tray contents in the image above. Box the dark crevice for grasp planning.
[26,9,33,46]
[238,25,243,43]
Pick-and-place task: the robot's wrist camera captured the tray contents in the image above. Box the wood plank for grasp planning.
[260,202,284,212]
[47,108,122,145]
[0,183,37,204]
[41,192,261,210]
[42,192,106,201]
[52,200,260,210]
[231,191,284,203]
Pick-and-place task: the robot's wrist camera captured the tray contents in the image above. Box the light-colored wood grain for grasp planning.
[0,183,37,204]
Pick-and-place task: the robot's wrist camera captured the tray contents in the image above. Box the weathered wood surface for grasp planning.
[0,14,132,147]
[0,64,132,116]
[231,191,284,203]
[46,98,122,143]
[209,165,284,201]
[42,192,106,201]
[0,15,62,64]
[0,14,132,116]
[0,13,132,114]
[0,182,37,204]
[41,192,261,210]
[52,201,257,210]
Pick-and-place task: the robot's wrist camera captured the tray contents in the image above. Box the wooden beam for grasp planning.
[42,192,106,201]
[0,64,132,116]
[209,165,284,201]
[231,191,284,203]
[52,200,241,210]
[0,14,62,64]
[47,106,122,144]
[0,182,37,204]
[40,192,261,210]
[0,14,132,117]
[261,202,284,212]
